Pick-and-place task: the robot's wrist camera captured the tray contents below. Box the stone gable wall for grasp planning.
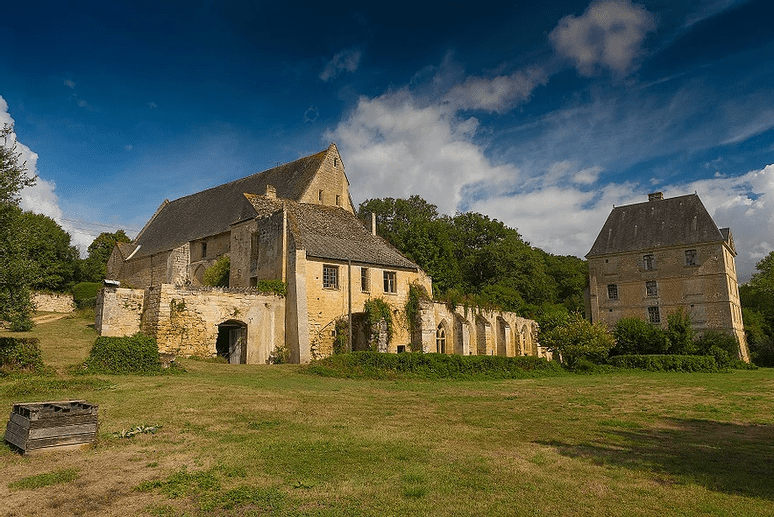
[95,287,145,337]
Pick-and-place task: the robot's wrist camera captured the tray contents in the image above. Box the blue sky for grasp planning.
[1,0,772,281]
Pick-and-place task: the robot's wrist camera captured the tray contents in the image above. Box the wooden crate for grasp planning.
[5,400,98,455]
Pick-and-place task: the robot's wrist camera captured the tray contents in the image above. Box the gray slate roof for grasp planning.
[587,194,725,257]
[245,194,419,270]
[131,148,327,257]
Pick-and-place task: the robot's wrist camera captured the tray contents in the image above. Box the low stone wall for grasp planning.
[32,292,75,313]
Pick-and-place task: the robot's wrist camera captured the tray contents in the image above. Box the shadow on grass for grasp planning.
[539,418,774,500]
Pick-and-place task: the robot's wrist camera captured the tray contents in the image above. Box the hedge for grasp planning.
[0,337,45,374]
[305,351,566,380]
[82,333,163,374]
[72,282,102,309]
[608,354,719,372]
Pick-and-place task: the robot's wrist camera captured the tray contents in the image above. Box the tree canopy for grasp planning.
[358,196,588,319]
[77,230,131,283]
[741,250,774,365]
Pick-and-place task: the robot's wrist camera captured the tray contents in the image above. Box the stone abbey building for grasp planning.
[97,144,541,363]
[586,192,749,361]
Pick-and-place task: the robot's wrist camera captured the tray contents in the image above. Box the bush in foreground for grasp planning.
[0,337,44,374]
[80,333,182,375]
[303,351,566,380]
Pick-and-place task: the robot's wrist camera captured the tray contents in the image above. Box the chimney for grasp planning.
[648,192,663,202]
[265,184,276,199]
[371,212,377,236]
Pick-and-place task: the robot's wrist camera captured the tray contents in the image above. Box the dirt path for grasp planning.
[32,314,68,325]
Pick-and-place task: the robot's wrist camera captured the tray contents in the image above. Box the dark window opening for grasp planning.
[383,271,396,293]
[643,253,655,270]
[397,345,406,353]
[685,249,698,266]
[646,280,658,297]
[607,284,618,300]
[648,306,660,324]
[361,267,369,292]
[201,241,207,259]
[436,325,446,354]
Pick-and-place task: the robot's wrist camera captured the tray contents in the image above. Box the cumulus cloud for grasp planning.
[319,47,362,82]
[443,68,548,113]
[550,0,655,76]
[1,95,94,254]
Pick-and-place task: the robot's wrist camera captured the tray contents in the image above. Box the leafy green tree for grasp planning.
[540,312,615,367]
[665,307,696,355]
[741,251,774,365]
[611,317,670,356]
[0,124,37,330]
[77,230,131,282]
[17,211,79,292]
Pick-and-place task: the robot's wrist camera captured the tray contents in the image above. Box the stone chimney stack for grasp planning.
[648,192,664,202]
[266,184,277,199]
[371,212,377,236]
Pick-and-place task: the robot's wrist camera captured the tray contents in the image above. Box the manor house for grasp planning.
[97,144,541,363]
[586,192,749,361]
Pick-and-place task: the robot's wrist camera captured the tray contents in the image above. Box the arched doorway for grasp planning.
[217,320,247,364]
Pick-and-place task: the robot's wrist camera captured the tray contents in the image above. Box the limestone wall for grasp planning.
[32,292,75,313]
[142,284,285,363]
[95,287,145,337]
[418,303,541,358]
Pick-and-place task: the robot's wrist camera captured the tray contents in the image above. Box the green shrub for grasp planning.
[608,354,718,372]
[612,317,669,355]
[666,308,696,355]
[203,256,230,287]
[0,337,44,374]
[695,330,740,359]
[81,333,163,374]
[303,351,566,380]
[72,282,102,309]
[540,312,615,367]
[253,279,287,296]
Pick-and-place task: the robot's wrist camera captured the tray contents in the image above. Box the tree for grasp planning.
[77,230,131,283]
[741,250,774,365]
[17,211,79,292]
[203,255,230,287]
[0,124,37,330]
[540,312,615,367]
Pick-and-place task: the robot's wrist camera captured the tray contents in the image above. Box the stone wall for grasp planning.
[32,292,75,313]
[95,287,145,336]
[417,302,541,358]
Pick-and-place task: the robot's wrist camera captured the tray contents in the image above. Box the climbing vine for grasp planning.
[333,318,349,354]
[363,298,394,350]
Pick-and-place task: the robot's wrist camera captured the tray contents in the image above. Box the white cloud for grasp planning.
[64,79,76,89]
[1,95,94,255]
[443,68,548,113]
[550,0,655,76]
[319,47,362,82]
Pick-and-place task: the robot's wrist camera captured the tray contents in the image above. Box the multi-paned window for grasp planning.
[361,267,370,292]
[647,306,660,324]
[323,265,339,289]
[685,249,698,266]
[383,271,396,293]
[643,253,655,270]
[646,280,658,297]
[607,284,618,300]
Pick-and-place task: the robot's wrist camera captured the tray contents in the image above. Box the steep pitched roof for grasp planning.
[587,194,725,257]
[131,147,329,257]
[244,194,420,270]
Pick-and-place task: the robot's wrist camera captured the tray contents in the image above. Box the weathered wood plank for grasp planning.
[4,422,29,449]
[10,412,97,430]
[28,423,98,440]
[26,433,97,449]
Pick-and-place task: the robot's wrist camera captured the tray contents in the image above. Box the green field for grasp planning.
[2,312,774,516]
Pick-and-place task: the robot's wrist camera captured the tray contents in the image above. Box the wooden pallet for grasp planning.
[5,400,98,455]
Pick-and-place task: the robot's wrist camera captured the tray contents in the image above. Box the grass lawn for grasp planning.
[1,312,773,516]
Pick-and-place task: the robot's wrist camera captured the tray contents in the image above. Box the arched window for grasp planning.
[436,324,446,354]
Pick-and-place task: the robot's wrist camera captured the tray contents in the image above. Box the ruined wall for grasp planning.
[229,219,258,287]
[188,232,229,286]
[32,292,74,313]
[95,287,145,337]
[141,284,285,363]
[418,303,541,358]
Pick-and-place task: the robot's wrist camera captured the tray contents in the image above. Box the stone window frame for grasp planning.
[436,324,446,354]
[647,306,661,324]
[323,264,339,290]
[201,241,207,259]
[643,253,655,270]
[685,249,698,266]
[360,267,370,292]
[383,270,397,294]
[646,280,658,297]
[607,284,618,300]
